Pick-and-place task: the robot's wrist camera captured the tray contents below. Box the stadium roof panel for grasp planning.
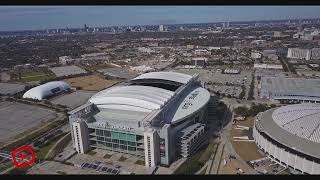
[132,71,193,84]
[93,108,149,123]
[170,87,210,124]
[272,104,320,143]
[89,85,174,112]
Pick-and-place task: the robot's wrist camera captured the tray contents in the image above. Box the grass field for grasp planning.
[174,143,217,175]
[36,141,56,161]
[63,75,117,91]
[103,153,112,159]
[87,150,97,156]
[118,156,127,162]
[18,71,55,82]
[36,132,68,161]
[134,160,145,166]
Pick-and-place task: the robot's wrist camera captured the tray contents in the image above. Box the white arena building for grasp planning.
[253,104,320,174]
[68,71,211,167]
[23,81,71,100]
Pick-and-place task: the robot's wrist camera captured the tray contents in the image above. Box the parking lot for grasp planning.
[49,65,87,77]
[80,161,126,175]
[27,161,99,174]
[208,85,243,98]
[66,149,153,174]
[173,68,252,99]
[173,68,252,86]
[248,158,290,175]
[50,90,97,109]
[0,101,56,143]
[0,83,25,95]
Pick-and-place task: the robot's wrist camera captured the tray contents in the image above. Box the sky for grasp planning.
[1,6,320,31]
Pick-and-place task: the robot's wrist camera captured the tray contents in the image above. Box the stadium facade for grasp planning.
[68,71,211,167]
[253,104,320,174]
[260,77,320,103]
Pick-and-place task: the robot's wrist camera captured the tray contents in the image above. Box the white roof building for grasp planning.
[130,65,155,73]
[23,81,70,100]
[254,63,283,70]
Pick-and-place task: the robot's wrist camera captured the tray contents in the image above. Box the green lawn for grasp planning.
[0,165,14,174]
[36,133,68,161]
[118,156,127,162]
[87,150,97,156]
[103,154,112,159]
[22,71,47,77]
[19,71,55,82]
[36,143,54,161]
[134,160,145,166]
[174,143,218,175]
[199,167,207,174]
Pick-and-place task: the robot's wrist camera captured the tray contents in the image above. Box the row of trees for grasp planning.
[239,86,246,100]
[247,74,255,100]
[234,103,277,117]
[279,57,297,74]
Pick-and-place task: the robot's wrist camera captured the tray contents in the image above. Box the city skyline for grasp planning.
[1,6,320,31]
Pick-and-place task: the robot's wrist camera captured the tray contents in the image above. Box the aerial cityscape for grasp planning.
[1,6,320,175]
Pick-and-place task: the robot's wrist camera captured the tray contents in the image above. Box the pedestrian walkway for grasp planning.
[208,143,225,174]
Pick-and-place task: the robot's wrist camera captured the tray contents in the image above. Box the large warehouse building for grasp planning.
[68,71,211,167]
[259,76,320,103]
[23,81,71,100]
[253,104,320,174]
[287,48,320,60]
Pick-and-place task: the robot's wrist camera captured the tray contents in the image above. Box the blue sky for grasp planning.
[1,6,320,31]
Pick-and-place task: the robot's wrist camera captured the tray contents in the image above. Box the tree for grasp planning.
[239,86,246,99]
[234,106,249,117]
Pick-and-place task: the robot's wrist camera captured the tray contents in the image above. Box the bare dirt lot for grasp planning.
[63,75,118,91]
[230,117,264,162]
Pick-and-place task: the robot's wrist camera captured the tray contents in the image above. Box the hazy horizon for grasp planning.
[1,6,320,31]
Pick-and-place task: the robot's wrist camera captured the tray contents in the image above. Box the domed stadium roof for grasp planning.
[272,104,320,143]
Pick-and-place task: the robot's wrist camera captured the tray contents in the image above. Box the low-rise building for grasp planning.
[287,48,320,60]
[251,52,262,59]
[191,57,207,67]
[254,63,283,70]
[59,56,73,65]
[223,68,240,74]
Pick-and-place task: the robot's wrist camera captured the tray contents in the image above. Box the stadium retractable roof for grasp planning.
[89,85,174,112]
[132,71,192,84]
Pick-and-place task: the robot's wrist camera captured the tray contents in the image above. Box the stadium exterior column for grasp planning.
[311,160,315,174]
[294,154,298,170]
